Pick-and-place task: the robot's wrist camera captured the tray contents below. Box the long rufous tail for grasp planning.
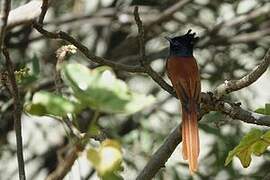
[181,102,199,173]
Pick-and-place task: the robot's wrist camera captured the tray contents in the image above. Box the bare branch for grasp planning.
[134,6,146,66]
[46,110,100,180]
[215,48,270,98]
[46,144,82,180]
[202,93,270,126]
[134,6,176,97]
[136,126,181,180]
[1,1,26,180]
[3,48,26,180]
[0,0,10,49]
[38,0,49,24]
[33,23,145,73]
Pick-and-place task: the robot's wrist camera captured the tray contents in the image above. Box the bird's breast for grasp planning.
[166,56,199,79]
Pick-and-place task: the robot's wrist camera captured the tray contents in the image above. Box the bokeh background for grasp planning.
[1,0,270,179]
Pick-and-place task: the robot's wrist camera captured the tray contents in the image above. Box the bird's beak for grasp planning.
[165,36,172,43]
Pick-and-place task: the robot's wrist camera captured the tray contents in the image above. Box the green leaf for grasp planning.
[255,108,265,114]
[31,54,40,75]
[88,124,100,136]
[255,103,270,115]
[225,129,270,168]
[87,139,123,178]
[265,104,270,115]
[25,91,77,117]
[61,63,155,114]
[24,103,47,116]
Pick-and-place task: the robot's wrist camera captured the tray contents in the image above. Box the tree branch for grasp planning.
[201,93,270,126]
[136,126,181,180]
[38,0,49,24]
[46,144,83,180]
[3,48,26,180]
[33,22,145,73]
[1,1,26,180]
[0,0,10,50]
[134,6,176,97]
[215,48,270,98]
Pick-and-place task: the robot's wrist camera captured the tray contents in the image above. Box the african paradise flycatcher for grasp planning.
[166,30,201,173]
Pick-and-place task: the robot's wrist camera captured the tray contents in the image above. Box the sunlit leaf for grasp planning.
[25,91,77,117]
[61,63,155,114]
[87,139,123,178]
[225,129,270,168]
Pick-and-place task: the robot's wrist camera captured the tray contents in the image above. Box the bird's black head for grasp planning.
[166,29,199,57]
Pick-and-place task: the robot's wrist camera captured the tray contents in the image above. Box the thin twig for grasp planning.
[215,48,270,98]
[134,6,146,66]
[38,0,49,24]
[55,45,81,139]
[46,110,100,180]
[46,144,82,180]
[55,45,77,93]
[33,22,145,73]
[1,1,26,179]
[0,0,11,50]
[3,48,26,180]
[134,6,176,97]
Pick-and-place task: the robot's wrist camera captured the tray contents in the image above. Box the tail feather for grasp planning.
[182,104,199,173]
[181,116,188,160]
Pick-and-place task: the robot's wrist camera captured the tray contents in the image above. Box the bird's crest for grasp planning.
[166,29,199,56]
[166,29,199,47]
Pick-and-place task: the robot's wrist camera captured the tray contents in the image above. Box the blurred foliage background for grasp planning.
[1,0,270,179]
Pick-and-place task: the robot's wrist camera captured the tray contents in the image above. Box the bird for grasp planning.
[166,30,201,173]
